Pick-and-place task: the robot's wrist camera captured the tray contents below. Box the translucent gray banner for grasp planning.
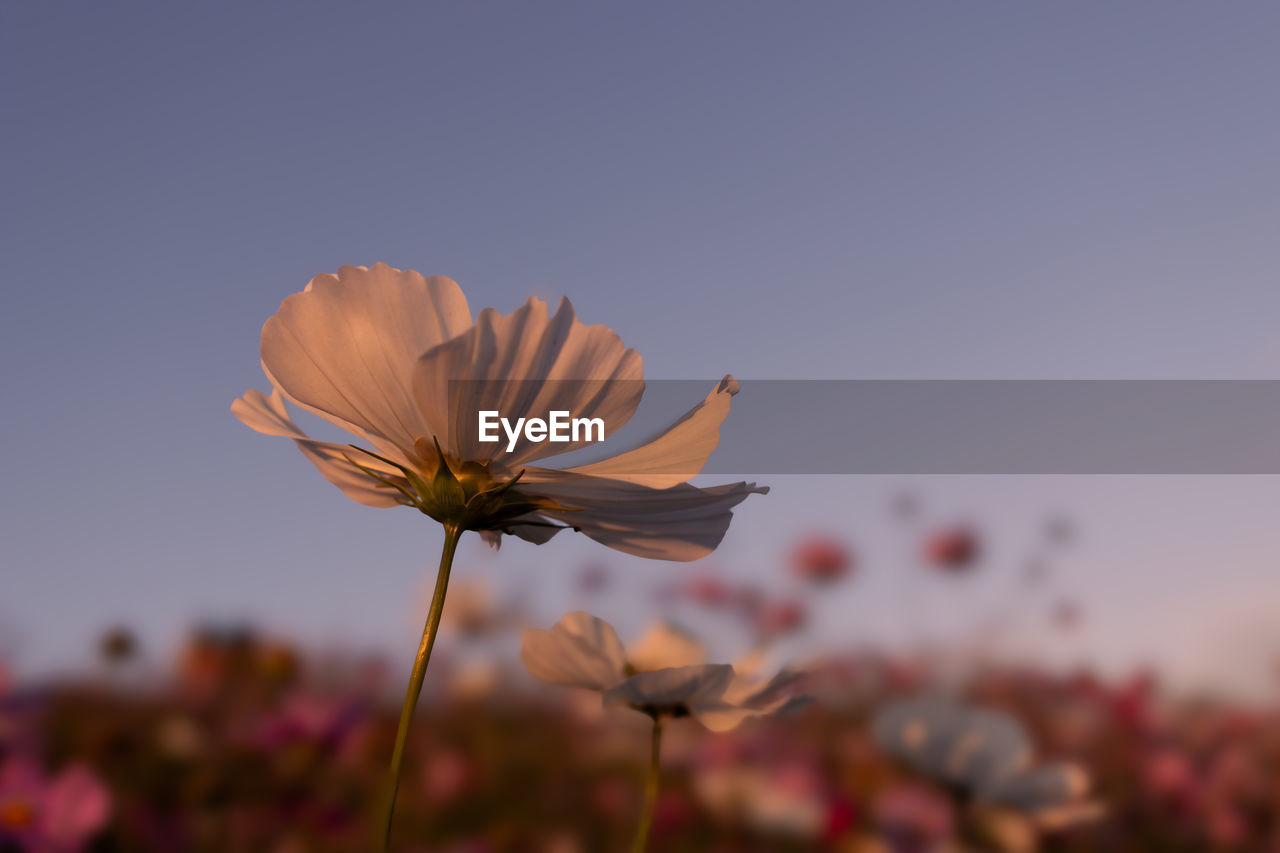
[448,380,1280,475]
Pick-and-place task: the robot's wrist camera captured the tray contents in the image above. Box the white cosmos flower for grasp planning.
[873,695,1101,828]
[521,611,808,730]
[232,264,765,560]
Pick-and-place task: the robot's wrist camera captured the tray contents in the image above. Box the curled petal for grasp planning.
[232,388,409,508]
[520,611,627,692]
[565,376,740,489]
[689,701,779,733]
[723,662,808,709]
[522,469,767,561]
[231,387,308,439]
[479,520,565,550]
[693,656,812,732]
[261,264,472,457]
[413,297,643,467]
[502,521,565,545]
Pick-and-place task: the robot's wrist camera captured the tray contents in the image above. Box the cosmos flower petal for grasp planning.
[873,695,973,777]
[553,610,629,670]
[724,663,808,708]
[260,264,472,456]
[693,654,812,731]
[231,387,309,439]
[689,704,763,733]
[232,388,408,508]
[520,611,627,691]
[979,763,1091,813]
[940,708,1032,789]
[688,694,812,733]
[564,376,741,489]
[412,296,643,467]
[626,622,706,671]
[602,664,734,711]
[522,469,768,561]
[479,520,565,549]
[291,442,409,508]
[505,522,564,544]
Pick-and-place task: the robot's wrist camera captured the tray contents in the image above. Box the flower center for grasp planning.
[346,437,577,532]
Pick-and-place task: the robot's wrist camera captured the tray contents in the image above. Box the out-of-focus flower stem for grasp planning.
[379,524,462,852]
[631,717,664,853]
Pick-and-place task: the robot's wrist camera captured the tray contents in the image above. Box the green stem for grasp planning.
[630,717,664,853]
[378,524,462,852]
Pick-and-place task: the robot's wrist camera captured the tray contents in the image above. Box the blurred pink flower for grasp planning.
[253,693,367,753]
[871,782,955,846]
[922,525,981,572]
[755,600,807,639]
[1143,747,1197,802]
[790,536,854,584]
[0,759,111,852]
[683,574,737,608]
[1109,671,1159,733]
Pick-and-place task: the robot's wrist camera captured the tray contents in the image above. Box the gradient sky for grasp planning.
[3,4,1279,694]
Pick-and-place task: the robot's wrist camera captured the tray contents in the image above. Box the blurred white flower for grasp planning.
[521,612,808,730]
[694,764,828,839]
[873,695,1101,831]
[438,577,525,639]
[446,659,503,701]
[232,263,765,560]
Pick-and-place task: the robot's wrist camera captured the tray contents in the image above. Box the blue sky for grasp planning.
[3,4,1279,692]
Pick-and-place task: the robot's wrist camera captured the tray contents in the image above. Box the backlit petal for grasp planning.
[564,376,740,489]
[521,469,767,561]
[261,264,472,459]
[232,387,408,508]
[520,611,627,692]
[412,297,643,468]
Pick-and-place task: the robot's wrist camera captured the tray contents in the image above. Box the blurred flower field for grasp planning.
[5,530,1280,852]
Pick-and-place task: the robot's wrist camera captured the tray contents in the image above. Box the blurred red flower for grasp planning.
[790,536,854,584]
[923,525,981,572]
[684,574,737,608]
[756,600,807,638]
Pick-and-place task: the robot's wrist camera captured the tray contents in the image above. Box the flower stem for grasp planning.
[630,717,664,853]
[378,524,462,852]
